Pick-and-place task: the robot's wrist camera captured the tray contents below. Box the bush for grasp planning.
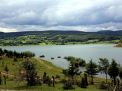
[62,69,68,76]
[99,81,108,89]
[61,79,67,83]
[13,58,17,62]
[63,80,75,90]
[0,56,2,60]
[22,51,35,58]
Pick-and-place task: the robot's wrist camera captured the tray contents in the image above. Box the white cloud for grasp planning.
[0,27,17,32]
[0,0,122,32]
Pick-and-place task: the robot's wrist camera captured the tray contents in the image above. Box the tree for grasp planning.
[80,73,88,88]
[22,60,37,86]
[0,48,4,56]
[63,57,81,79]
[80,78,86,88]
[64,56,75,62]
[86,60,98,84]
[43,72,47,83]
[108,59,119,85]
[79,59,86,67]
[67,62,80,79]
[99,58,109,83]
[52,76,55,87]
[4,65,9,74]
[84,73,88,86]
[64,57,86,67]
[63,61,80,88]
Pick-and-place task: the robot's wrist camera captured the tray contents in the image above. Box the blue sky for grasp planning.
[0,0,122,32]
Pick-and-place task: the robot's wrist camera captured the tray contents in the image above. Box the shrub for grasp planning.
[22,51,35,58]
[13,58,17,62]
[62,69,68,76]
[99,81,108,89]
[63,80,75,90]
[61,79,67,83]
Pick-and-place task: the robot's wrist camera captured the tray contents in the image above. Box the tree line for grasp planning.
[0,48,35,58]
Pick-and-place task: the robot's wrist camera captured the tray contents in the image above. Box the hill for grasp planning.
[0,30,122,46]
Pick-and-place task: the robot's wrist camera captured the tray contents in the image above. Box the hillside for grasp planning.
[0,56,63,90]
[0,53,107,91]
[0,30,122,46]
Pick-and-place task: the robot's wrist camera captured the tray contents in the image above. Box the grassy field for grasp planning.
[0,57,107,91]
[0,82,107,91]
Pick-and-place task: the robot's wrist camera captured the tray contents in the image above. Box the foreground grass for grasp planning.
[0,57,107,91]
[0,80,106,91]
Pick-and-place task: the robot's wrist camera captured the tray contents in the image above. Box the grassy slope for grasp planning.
[0,57,107,91]
[0,57,62,78]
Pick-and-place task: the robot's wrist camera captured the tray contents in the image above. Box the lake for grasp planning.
[1,44,122,69]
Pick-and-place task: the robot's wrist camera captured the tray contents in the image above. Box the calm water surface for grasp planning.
[1,44,122,69]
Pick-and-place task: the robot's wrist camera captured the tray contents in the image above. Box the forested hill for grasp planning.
[0,30,122,46]
[1,30,122,37]
[0,30,85,38]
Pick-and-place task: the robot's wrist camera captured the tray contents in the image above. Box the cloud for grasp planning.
[0,0,122,32]
[0,27,17,32]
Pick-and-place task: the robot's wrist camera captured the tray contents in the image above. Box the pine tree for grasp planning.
[86,60,98,84]
[22,60,37,86]
[99,58,109,83]
[108,59,119,85]
[68,62,79,79]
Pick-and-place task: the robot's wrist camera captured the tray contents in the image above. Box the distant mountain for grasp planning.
[0,30,85,38]
[0,30,122,46]
[97,30,113,32]
[96,30,122,36]
[0,30,122,38]
[0,30,122,37]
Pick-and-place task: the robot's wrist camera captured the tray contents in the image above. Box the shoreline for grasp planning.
[0,43,116,47]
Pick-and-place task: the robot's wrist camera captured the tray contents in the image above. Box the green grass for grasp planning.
[0,57,63,78]
[0,80,106,91]
[31,58,63,77]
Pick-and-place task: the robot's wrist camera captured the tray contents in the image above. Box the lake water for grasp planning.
[1,44,122,69]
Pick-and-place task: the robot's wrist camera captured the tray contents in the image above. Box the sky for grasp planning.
[0,0,122,32]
